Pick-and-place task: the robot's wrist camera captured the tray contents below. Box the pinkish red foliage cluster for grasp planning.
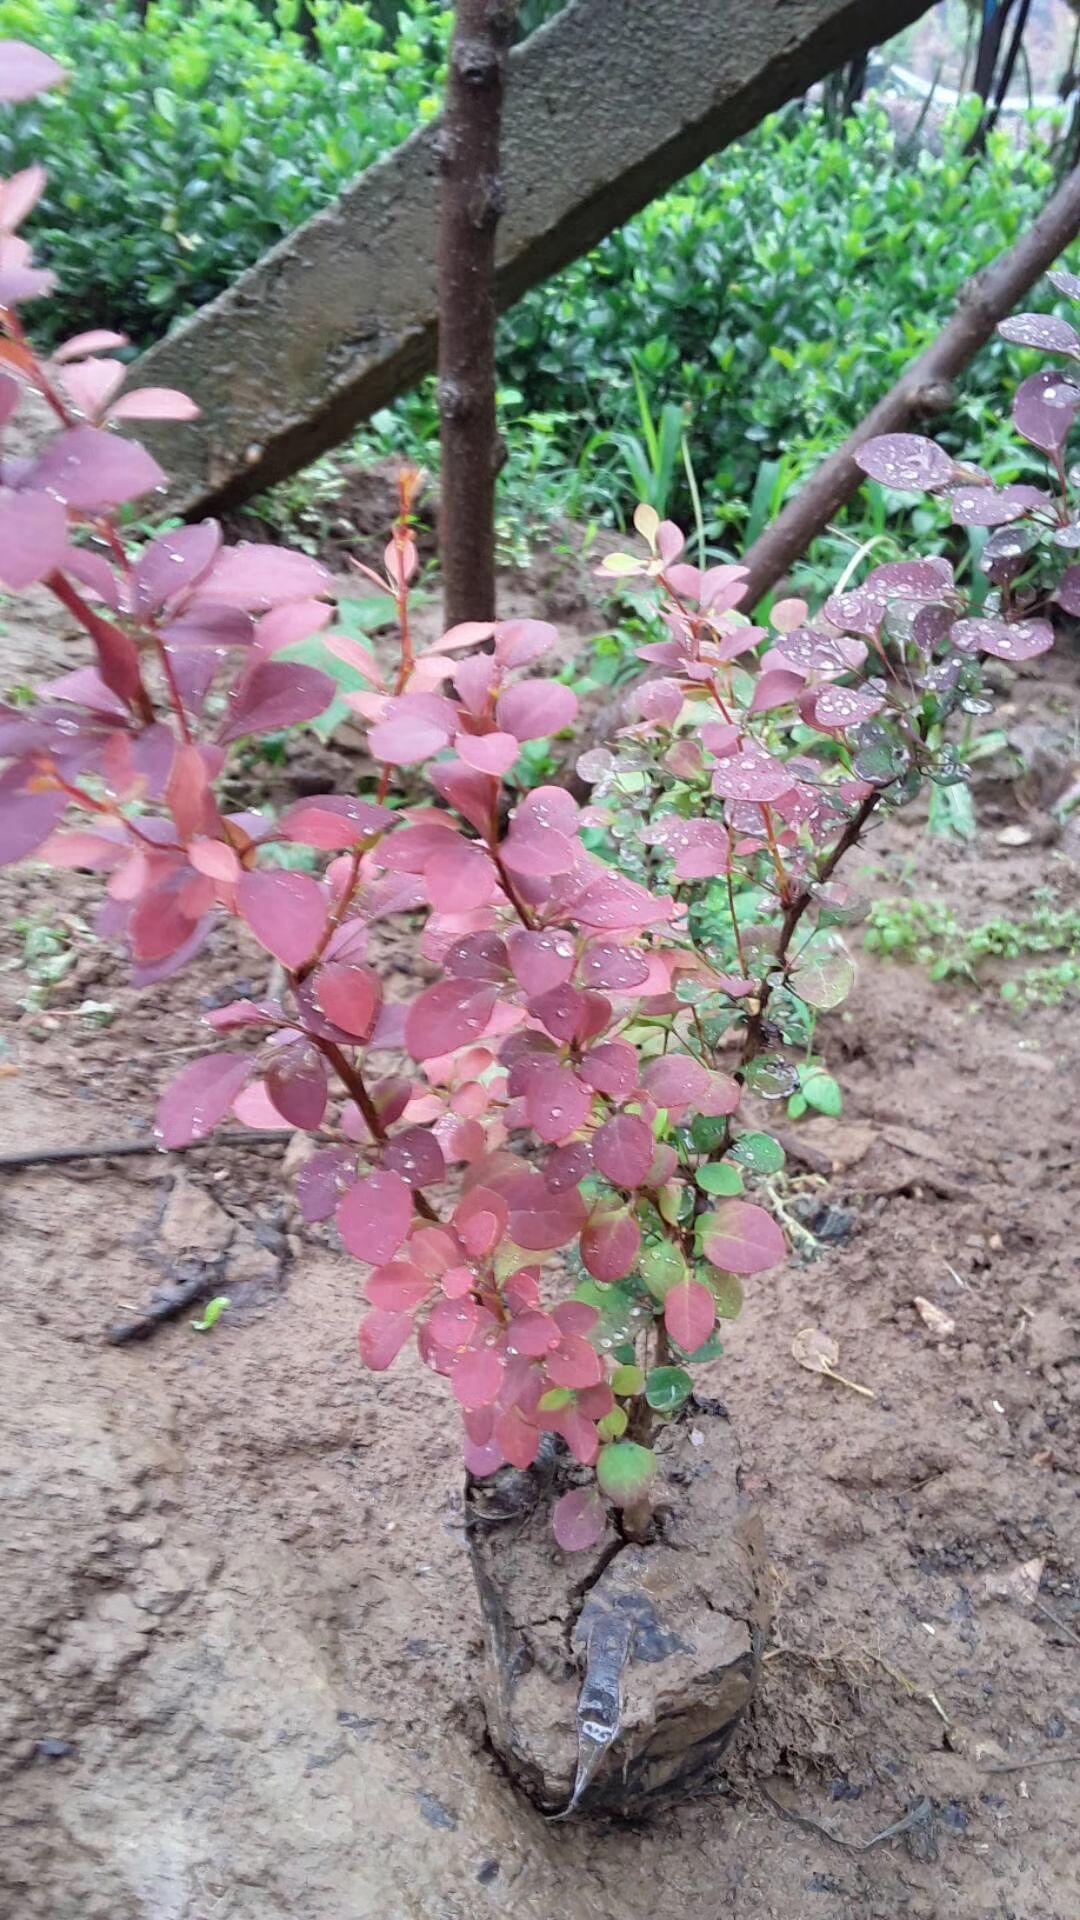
[1,44,1073,1547]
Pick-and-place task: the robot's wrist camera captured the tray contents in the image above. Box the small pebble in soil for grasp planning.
[830,1779,864,1801]
[416,1791,458,1832]
[336,1710,378,1736]
[941,1801,969,1833]
[34,1738,77,1761]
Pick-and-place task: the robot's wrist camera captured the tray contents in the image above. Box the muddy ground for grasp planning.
[1,577,1078,1920]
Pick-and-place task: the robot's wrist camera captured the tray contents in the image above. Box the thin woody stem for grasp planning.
[740,787,880,1070]
[315,1039,439,1224]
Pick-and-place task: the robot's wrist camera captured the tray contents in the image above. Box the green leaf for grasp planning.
[695,1160,744,1196]
[802,1069,843,1117]
[640,1240,688,1301]
[790,946,855,1012]
[691,1114,730,1153]
[611,1363,645,1397]
[706,1269,744,1321]
[675,1333,725,1364]
[596,1441,656,1507]
[729,1132,786,1176]
[538,1387,574,1412]
[572,1276,641,1346]
[645,1366,693,1413]
[597,1407,629,1441]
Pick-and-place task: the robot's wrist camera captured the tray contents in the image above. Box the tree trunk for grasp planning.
[437,1,517,628]
[972,0,1013,102]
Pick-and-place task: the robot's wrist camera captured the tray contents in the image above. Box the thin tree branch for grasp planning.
[738,161,1080,610]
[0,1132,289,1173]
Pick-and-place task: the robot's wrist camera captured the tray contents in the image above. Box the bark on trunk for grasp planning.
[738,161,1080,610]
[437,0,517,628]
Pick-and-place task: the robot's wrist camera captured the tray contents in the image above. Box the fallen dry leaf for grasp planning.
[791,1327,875,1398]
[914,1296,956,1338]
[983,1557,1045,1609]
[792,1327,839,1374]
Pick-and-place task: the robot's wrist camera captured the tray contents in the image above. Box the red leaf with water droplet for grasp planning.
[580,942,650,991]
[507,928,576,995]
[664,1280,715,1352]
[579,1041,638,1099]
[369,693,457,765]
[265,1040,328,1129]
[358,1309,411,1371]
[805,684,886,733]
[525,1064,591,1143]
[381,1125,446,1190]
[1013,370,1080,456]
[365,1260,432,1313]
[237,869,327,969]
[0,489,67,588]
[405,980,498,1060]
[30,425,165,510]
[948,483,1051,527]
[572,870,674,929]
[593,1113,655,1189]
[641,1054,709,1111]
[454,729,520,775]
[195,543,331,611]
[156,1052,251,1149]
[279,795,390,849]
[546,1334,603,1390]
[580,1208,640,1281]
[444,931,510,982]
[134,523,221,613]
[311,961,379,1038]
[998,311,1080,356]
[549,1489,599,1551]
[219,660,334,742]
[506,1173,588,1252]
[528,982,588,1042]
[297,1147,355,1222]
[949,617,1053,662]
[506,1310,560,1357]
[424,836,497,911]
[452,1348,505,1410]
[496,680,578,741]
[854,433,953,492]
[702,1200,786,1276]
[337,1169,413,1266]
[712,746,795,804]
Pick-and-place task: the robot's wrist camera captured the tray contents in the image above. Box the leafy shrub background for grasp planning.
[0,0,452,344]
[2,1,1079,554]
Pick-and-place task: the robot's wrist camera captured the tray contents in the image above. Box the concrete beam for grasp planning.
[133,0,935,515]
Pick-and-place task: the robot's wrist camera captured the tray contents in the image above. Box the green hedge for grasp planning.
[2,1,1076,550]
[497,105,1078,535]
[0,0,450,344]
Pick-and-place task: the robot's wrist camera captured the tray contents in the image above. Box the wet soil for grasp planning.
[1,589,1078,1919]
